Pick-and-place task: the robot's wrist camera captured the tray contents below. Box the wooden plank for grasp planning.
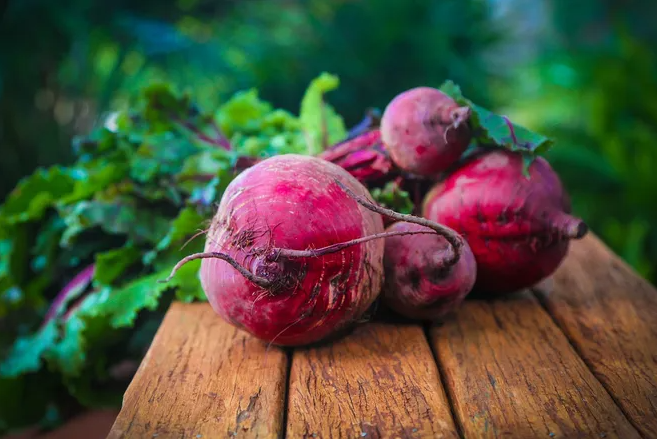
[430,292,641,439]
[286,323,460,439]
[107,302,288,439]
[536,233,657,438]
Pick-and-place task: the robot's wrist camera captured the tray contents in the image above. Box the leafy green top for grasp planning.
[439,80,554,173]
[0,73,346,433]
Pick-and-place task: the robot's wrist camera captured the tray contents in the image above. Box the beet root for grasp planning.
[163,154,466,346]
[380,86,472,177]
[382,222,477,320]
[422,148,588,295]
[200,155,386,346]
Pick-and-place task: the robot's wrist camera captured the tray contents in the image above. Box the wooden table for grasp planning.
[107,234,657,439]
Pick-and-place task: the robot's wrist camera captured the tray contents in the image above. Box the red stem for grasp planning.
[161,251,271,287]
[332,179,464,266]
[502,116,519,146]
[172,115,231,150]
[272,229,438,259]
[43,264,95,325]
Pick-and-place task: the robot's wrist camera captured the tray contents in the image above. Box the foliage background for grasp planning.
[1,0,656,432]
[4,0,655,281]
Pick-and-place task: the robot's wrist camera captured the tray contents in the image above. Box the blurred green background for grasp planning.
[1,0,656,285]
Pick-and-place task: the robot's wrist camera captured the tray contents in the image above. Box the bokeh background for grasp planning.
[4,0,657,284]
[3,0,657,281]
[1,0,657,436]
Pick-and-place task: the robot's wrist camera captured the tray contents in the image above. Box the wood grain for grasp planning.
[107,302,288,439]
[536,233,657,438]
[430,291,641,439]
[286,323,459,439]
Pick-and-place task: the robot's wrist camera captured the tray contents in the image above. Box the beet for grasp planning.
[382,222,477,320]
[380,86,472,177]
[164,154,466,346]
[422,148,588,295]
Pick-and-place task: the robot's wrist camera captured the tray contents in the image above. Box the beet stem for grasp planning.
[333,179,464,266]
[160,251,272,288]
[273,229,439,259]
[501,116,519,146]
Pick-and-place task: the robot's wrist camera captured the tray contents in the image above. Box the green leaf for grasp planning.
[438,79,463,100]
[0,320,58,377]
[370,181,414,214]
[470,103,555,156]
[60,162,129,205]
[169,259,205,303]
[155,206,206,252]
[59,199,171,246]
[99,270,173,328]
[439,79,555,169]
[42,270,173,376]
[129,134,201,183]
[0,223,28,284]
[141,82,194,130]
[299,72,347,154]
[46,313,88,376]
[43,287,111,376]
[143,206,207,266]
[216,88,274,137]
[30,216,66,275]
[94,247,142,286]
[0,167,75,225]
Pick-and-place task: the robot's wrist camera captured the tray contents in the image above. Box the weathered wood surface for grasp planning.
[286,323,459,439]
[107,302,288,439]
[536,234,657,438]
[105,232,657,439]
[430,291,641,439]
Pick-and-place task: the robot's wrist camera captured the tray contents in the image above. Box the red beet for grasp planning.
[382,222,477,320]
[164,154,465,346]
[380,87,472,177]
[422,148,588,295]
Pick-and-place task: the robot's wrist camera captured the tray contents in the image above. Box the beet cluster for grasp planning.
[165,84,588,347]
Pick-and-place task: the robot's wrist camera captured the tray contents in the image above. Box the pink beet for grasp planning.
[422,148,588,295]
[164,154,465,346]
[380,87,472,177]
[382,222,476,320]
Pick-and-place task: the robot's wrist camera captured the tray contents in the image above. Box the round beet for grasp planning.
[422,148,588,295]
[380,86,472,177]
[198,154,386,346]
[382,222,476,320]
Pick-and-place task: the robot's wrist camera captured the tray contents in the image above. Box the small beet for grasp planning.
[380,86,472,177]
[382,222,477,320]
[422,148,588,295]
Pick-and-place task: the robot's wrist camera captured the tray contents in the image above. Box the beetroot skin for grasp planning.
[383,222,477,320]
[380,87,472,177]
[192,154,388,346]
[422,148,588,295]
